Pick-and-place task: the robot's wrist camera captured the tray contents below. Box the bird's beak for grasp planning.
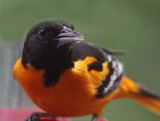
[56,26,84,47]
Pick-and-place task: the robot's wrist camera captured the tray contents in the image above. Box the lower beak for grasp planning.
[56,26,84,47]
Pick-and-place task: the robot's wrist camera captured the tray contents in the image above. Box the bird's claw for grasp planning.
[25,112,40,121]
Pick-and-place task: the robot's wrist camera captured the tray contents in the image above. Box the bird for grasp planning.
[13,21,160,121]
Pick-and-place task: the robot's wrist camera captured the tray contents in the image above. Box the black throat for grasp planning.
[22,45,74,87]
[44,46,74,87]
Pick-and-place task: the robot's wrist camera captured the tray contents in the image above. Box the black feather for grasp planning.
[22,21,125,92]
[139,84,160,99]
[101,47,128,55]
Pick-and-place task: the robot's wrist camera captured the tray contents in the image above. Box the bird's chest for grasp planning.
[23,66,102,117]
[13,57,110,116]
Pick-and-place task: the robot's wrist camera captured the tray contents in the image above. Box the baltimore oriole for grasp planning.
[13,21,160,121]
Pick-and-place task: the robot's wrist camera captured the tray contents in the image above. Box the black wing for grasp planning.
[101,47,128,55]
[72,42,125,98]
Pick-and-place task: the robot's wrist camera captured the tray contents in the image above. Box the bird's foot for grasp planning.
[25,112,55,121]
[91,115,108,121]
[91,115,99,121]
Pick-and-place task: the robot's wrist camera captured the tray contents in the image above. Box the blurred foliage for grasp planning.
[0,0,160,121]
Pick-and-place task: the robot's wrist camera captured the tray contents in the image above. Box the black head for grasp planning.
[22,21,84,70]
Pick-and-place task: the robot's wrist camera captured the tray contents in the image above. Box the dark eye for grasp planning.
[37,28,48,39]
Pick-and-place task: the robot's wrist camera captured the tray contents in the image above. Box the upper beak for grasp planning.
[56,26,84,47]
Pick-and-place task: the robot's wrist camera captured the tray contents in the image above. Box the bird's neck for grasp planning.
[43,47,74,87]
[22,45,74,87]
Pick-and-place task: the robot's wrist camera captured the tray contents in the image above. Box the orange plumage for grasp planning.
[13,21,160,121]
[13,57,112,117]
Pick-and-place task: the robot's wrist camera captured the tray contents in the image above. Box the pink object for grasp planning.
[99,118,108,121]
[0,108,107,121]
[0,108,70,121]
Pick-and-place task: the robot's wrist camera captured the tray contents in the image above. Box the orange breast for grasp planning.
[13,57,118,117]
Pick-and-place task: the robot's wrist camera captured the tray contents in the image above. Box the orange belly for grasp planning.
[13,57,117,117]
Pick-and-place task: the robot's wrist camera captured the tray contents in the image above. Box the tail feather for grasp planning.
[132,85,160,115]
[116,76,160,115]
[138,84,160,98]
[132,95,160,115]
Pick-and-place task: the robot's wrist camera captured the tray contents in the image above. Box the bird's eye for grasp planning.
[37,28,48,39]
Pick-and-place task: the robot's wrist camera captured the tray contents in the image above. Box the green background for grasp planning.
[0,0,160,121]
